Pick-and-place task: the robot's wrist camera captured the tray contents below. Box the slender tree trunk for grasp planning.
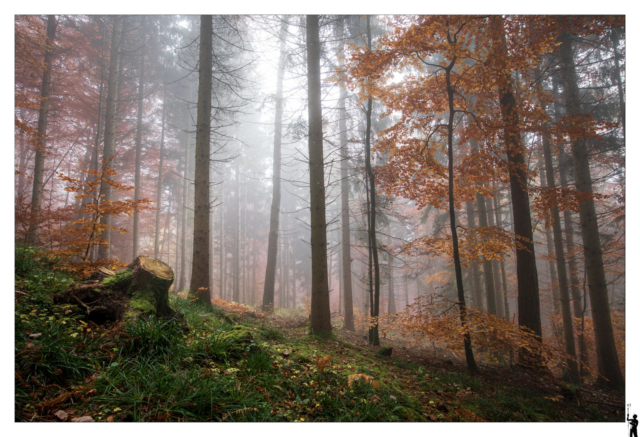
[97,16,124,260]
[443,57,478,372]
[465,200,484,310]
[132,21,145,258]
[233,157,241,302]
[178,111,191,291]
[262,16,289,310]
[492,17,542,347]
[558,31,623,390]
[26,15,57,245]
[220,187,226,300]
[610,26,625,138]
[306,15,332,335]
[539,165,561,318]
[537,94,581,382]
[154,85,167,258]
[493,194,510,319]
[337,16,355,330]
[485,195,505,319]
[189,15,213,307]
[475,185,497,315]
[363,16,381,346]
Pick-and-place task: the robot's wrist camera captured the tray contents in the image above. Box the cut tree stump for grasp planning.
[54,256,179,324]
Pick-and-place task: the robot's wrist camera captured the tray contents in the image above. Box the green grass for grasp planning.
[14,244,621,422]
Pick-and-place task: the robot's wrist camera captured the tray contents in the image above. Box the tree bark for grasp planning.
[558,31,624,390]
[132,21,145,259]
[491,16,542,346]
[538,89,581,382]
[262,16,289,310]
[97,16,124,260]
[465,200,484,310]
[189,15,213,307]
[233,157,240,302]
[154,83,168,259]
[26,15,57,245]
[336,17,355,330]
[306,15,332,336]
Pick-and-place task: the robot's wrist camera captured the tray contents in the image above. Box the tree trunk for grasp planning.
[610,26,625,138]
[558,31,623,390]
[178,108,191,291]
[475,185,497,315]
[485,195,505,319]
[189,15,213,307]
[97,16,124,260]
[233,157,240,302]
[132,21,145,259]
[537,89,581,382]
[336,17,355,330]
[262,16,289,310]
[306,15,332,336]
[465,200,484,310]
[444,58,478,373]
[26,15,57,245]
[362,16,381,346]
[492,16,542,347]
[154,84,167,259]
[493,194,510,319]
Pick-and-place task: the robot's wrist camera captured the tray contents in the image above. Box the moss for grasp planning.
[129,293,156,313]
[220,325,254,347]
[103,270,132,290]
[376,346,393,357]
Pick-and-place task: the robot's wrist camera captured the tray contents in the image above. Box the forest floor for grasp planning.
[15,246,624,422]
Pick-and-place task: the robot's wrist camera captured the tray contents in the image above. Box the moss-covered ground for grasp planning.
[14,245,624,422]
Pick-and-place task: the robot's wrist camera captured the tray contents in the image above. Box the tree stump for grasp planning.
[54,256,178,324]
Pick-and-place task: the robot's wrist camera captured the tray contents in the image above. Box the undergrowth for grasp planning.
[15,245,622,422]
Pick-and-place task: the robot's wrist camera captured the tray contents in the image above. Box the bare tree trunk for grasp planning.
[132,20,145,258]
[475,186,497,315]
[465,200,484,310]
[97,16,124,260]
[337,16,355,329]
[154,84,167,258]
[558,31,623,390]
[306,15,332,336]
[26,15,57,245]
[493,194,510,318]
[262,16,289,310]
[233,157,240,302]
[537,94,581,382]
[610,26,625,138]
[189,15,212,307]
[484,196,505,319]
[220,187,226,299]
[492,16,542,346]
[178,112,191,291]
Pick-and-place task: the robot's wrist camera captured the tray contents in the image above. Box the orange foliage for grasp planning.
[30,160,153,278]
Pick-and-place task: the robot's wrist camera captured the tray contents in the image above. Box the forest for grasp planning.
[14,15,625,423]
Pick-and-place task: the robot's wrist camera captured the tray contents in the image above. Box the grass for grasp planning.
[14,245,623,422]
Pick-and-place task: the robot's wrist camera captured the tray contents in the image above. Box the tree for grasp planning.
[306,15,332,336]
[189,15,212,307]
[132,19,146,259]
[97,15,124,260]
[26,15,57,245]
[557,29,624,391]
[336,16,355,330]
[263,16,289,311]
